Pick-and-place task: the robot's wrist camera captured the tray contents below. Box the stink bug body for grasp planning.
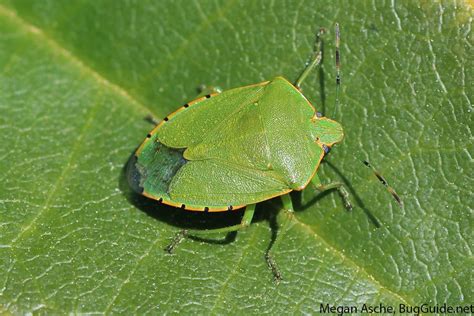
[129,76,344,211]
[127,25,398,282]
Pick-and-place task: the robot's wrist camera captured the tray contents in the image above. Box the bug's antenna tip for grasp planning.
[392,191,404,208]
[362,160,403,207]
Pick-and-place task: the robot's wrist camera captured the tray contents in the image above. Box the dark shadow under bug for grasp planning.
[119,151,276,234]
[119,150,288,256]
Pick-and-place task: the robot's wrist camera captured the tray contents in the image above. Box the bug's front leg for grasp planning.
[165,204,256,253]
[310,173,353,211]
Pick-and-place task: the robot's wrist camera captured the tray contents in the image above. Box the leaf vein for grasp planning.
[291,213,414,306]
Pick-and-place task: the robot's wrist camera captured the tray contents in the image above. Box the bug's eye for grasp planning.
[315,137,320,142]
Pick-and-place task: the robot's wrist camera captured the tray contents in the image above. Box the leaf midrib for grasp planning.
[290,212,412,306]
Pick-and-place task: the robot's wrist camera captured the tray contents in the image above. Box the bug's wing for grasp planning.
[184,77,324,190]
[136,79,325,208]
[157,81,269,148]
[183,95,275,171]
[256,77,325,189]
[168,159,289,208]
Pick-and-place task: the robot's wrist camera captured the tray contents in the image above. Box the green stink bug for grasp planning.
[127,25,399,282]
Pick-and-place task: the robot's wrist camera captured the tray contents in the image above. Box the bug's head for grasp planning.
[311,116,344,149]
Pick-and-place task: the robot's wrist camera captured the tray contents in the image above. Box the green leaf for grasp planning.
[0,0,471,314]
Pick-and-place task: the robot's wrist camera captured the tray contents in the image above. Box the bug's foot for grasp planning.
[265,253,282,285]
[341,196,353,211]
[338,186,353,211]
[165,229,188,253]
[344,200,353,211]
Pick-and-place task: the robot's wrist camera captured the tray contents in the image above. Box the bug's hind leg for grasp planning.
[165,204,256,253]
[310,173,353,211]
[265,194,296,284]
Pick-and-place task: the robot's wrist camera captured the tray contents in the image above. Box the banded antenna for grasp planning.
[363,160,403,207]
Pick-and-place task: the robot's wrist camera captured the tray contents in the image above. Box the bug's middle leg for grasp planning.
[165,204,256,253]
[310,173,353,211]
